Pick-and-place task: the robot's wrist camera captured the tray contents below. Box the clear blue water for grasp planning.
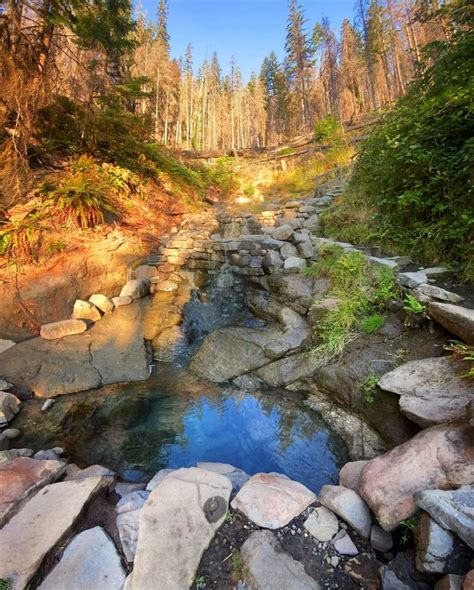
[14,364,349,493]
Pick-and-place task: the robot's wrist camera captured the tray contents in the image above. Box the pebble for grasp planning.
[41,399,55,412]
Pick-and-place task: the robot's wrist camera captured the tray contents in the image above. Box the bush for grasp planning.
[314,115,344,145]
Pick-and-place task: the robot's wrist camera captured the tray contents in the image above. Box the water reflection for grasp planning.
[12,364,349,493]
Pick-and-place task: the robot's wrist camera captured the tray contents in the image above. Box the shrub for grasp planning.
[314,115,344,145]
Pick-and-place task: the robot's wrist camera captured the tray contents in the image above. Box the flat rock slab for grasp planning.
[0,340,16,354]
[304,506,339,542]
[359,423,473,531]
[428,302,474,345]
[0,476,108,589]
[132,467,231,590]
[319,485,371,539]
[231,472,316,529]
[38,526,125,590]
[241,530,320,590]
[378,356,473,427]
[0,457,66,525]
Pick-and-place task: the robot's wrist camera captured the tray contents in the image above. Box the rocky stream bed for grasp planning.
[0,184,473,589]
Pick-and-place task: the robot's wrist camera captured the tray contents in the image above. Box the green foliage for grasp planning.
[399,516,420,546]
[314,115,344,145]
[277,146,296,156]
[243,184,256,196]
[206,157,239,195]
[195,575,206,589]
[360,371,379,404]
[225,510,235,525]
[324,5,474,280]
[0,212,44,263]
[0,580,12,590]
[231,552,247,582]
[403,294,425,315]
[361,314,386,334]
[445,340,474,379]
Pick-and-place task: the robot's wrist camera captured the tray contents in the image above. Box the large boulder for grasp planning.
[231,472,316,529]
[319,485,371,539]
[428,303,474,344]
[254,351,319,387]
[241,530,320,590]
[378,356,473,427]
[131,468,231,590]
[358,422,473,531]
[0,302,149,397]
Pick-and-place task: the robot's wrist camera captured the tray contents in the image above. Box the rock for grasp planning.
[345,554,381,586]
[358,422,472,531]
[319,485,371,538]
[1,428,20,440]
[378,356,473,427]
[297,239,314,258]
[284,256,305,273]
[233,374,263,391]
[428,303,474,344]
[0,391,20,425]
[120,279,150,299]
[34,449,63,461]
[262,250,284,274]
[72,299,102,322]
[154,279,178,292]
[116,490,150,514]
[197,462,250,493]
[367,256,399,270]
[398,272,428,288]
[414,284,463,304]
[64,464,115,483]
[114,482,146,497]
[117,508,141,563]
[272,224,294,241]
[40,318,88,340]
[371,524,393,552]
[0,340,16,355]
[332,530,358,556]
[112,295,132,307]
[304,506,339,541]
[303,214,321,230]
[152,325,184,361]
[254,351,319,387]
[464,571,474,590]
[280,242,298,259]
[424,267,456,279]
[38,526,126,590]
[0,379,12,391]
[339,461,369,491]
[380,550,432,590]
[241,530,320,590]
[89,293,114,314]
[435,575,464,590]
[132,265,158,280]
[0,448,33,467]
[41,399,55,412]
[415,513,456,574]
[267,274,313,314]
[132,468,231,590]
[415,487,474,549]
[0,476,108,590]
[231,472,316,529]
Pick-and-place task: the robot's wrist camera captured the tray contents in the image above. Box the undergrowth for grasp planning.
[445,340,474,379]
[305,244,399,365]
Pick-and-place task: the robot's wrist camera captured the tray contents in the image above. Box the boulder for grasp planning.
[332,530,359,556]
[146,468,176,491]
[89,293,114,314]
[72,299,102,322]
[380,550,432,590]
[231,472,316,529]
[297,239,314,259]
[371,524,393,552]
[38,527,125,590]
[378,356,473,427]
[304,506,339,542]
[319,485,371,539]
[262,250,284,274]
[415,487,474,549]
[241,530,320,590]
[284,256,305,273]
[303,214,321,230]
[280,242,298,260]
[398,272,428,288]
[358,422,473,531]
[120,279,150,299]
[0,340,16,355]
[64,464,115,483]
[254,351,319,387]
[132,468,231,590]
[267,273,313,314]
[0,391,20,425]
[415,513,457,574]
[339,461,369,491]
[197,462,250,493]
[117,508,142,563]
[272,224,294,241]
[233,374,263,391]
[428,303,474,344]
[0,476,109,590]
[132,265,158,280]
[414,284,463,304]
[114,482,146,498]
[0,457,66,525]
[40,319,87,340]
[112,295,132,307]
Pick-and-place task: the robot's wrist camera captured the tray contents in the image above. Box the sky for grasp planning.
[137,0,356,80]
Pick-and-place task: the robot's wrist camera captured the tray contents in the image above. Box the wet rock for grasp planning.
[132,468,231,590]
[319,485,371,538]
[241,530,320,590]
[0,340,16,354]
[284,256,305,273]
[40,318,88,340]
[304,506,339,541]
[120,278,150,299]
[38,526,125,590]
[89,293,114,314]
[414,284,463,304]
[398,272,428,288]
[380,550,432,590]
[233,374,263,391]
[0,476,109,590]
[0,390,20,425]
[415,487,474,549]
[254,351,318,387]
[339,461,369,491]
[72,299,102,322]
[231,472,316,529]
[435,575,464,590]
[371,524,393,552]
[332,530,359,556]
[378,356,473,427]
[428,303,474,344]
[272,224,294,241]
[359,422,472,531]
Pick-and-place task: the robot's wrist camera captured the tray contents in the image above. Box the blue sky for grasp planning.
[137,0,356,79]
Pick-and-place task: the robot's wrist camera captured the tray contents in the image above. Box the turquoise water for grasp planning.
[13,364,349,493]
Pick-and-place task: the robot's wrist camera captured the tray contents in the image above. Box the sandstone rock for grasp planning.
[358,422,473,531]
[132,468,231,590]
[304,506,339,541]
[0,391,20,425]
[284,256,305,273]
[89,293,114,314]
[378,356,473,427]
[231,472,316,529]
[0,457,67,525]
[332,530,359,556]
[428,303,474,344]
[339,461,369,491]
[397,272,428,288]
[371,524,393,552]
[415,513,455,573]
[415,487,474,549]
[112,295,132,307]
[72,299,102,322]
[38,527,125,590]
[414,284,463,304]
[272,224,294,241]
[0,340,16,355]
[145,468,176,491]
[0,476,108,589]
[120,279,150,299]
[40,318,88,340]
[241,530,320,590]
[319,485,371,538]
[435,575,464,590]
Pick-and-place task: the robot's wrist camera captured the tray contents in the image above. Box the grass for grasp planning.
[231,552,248,584]
[361,314,386,334]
